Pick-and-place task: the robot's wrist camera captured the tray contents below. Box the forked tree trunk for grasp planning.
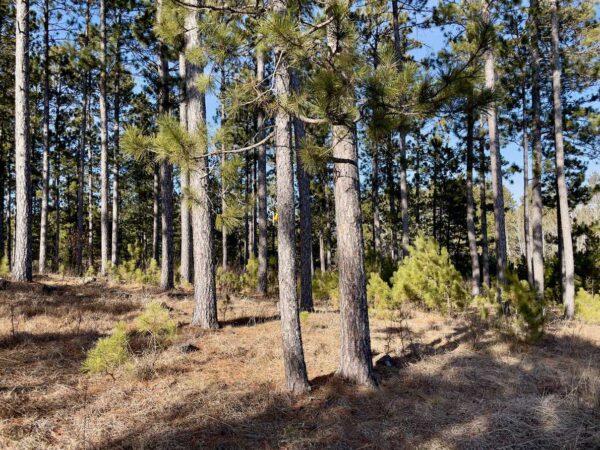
[13,0,32,282]
[185,5,218,329]
[550,0,575,318]
[466,109,481,296]
[256,46,268,295]
[179,51,192,284]
[39,0,50,274]
[530,0,545,298]
[99,0,110,275]
[483,2,507,301]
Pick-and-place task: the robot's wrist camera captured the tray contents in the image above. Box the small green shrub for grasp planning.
[390,235,468,313]
[136,302,177,347]
[312,270,340,309]
[85,264,96,278]
[217,267,243,293]
[504,274,545,343]
[574,288,600,324]
[299,310,310,324]
[367,272,392,310]
[241,257,258,291]
[0,256,10,278]
[83,322,129,375]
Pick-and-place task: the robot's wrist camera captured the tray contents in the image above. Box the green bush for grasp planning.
[217,267,243,293]
[83,322,130,375]
[136,302,177,347]
[0,256,9,278]
[299,310,310,324]
[574,288,600,324]
[390,235,468,313]
[241,257,258,291]
[367,272,392,310]
[312,270,340,309]
[504,274,545,343]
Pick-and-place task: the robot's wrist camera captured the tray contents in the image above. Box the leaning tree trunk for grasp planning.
[39,0,50,274]
[466,109,481,296]
[185,5,218,329]
[483,2,507,302]
[530,0,545,298]
[256,46,268,295]
[157,0,174,290]
[179,51,192,284]
[550,0,575,318]
[291,71,314,312]
[13,0,32,282]
[271,0,310,394]
[478,119,490,289]
[327,4,376,387]
[99,0,110,275]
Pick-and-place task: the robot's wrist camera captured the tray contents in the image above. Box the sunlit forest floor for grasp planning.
[1,275,599,449]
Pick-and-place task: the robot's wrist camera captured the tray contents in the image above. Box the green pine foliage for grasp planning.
[82,322,130,375]
[241,257,259,291]
[574,288,600,324]
[503,274,545,343]
[390,234,468,313]
[0,256,9,278]
[366,272,392,310]
[312,270,340,309]
[136,302,177,347]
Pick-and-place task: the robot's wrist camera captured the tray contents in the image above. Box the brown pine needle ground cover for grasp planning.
[1,276,599,449]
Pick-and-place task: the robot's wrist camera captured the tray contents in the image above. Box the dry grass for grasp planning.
[1,275,599,449]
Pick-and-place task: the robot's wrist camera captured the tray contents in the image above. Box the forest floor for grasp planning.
[0,275,599,449]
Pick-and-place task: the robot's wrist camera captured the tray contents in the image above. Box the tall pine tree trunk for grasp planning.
[256,46,268,295]
[13,0,32,282]
[530,0,545,298]
[99,0,110,275]
[185,5,218,329]
[220,99,227,271]
[550,0,575,318]
[483,2,507,301]
[39,0,50,274]
[87,128,93,268]
[479,119,490,288]
[111,31,121,267]
[372,147,380,253]
[466,109,481,296]
[522,84,533,286]
[399,135,409,258]
[179,51,192,284]
[385,145,398,260]
[152,164,160,262]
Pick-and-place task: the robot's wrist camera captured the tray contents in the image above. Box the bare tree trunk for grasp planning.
[87,132,93,268]
[466,109,481,296]
[157,0,174,290]
[319,232,326,272]
[39,0,50,274]
[0,131,5,260]
[479,119,490,289]
[220,90,228,271]
[13,0,32,282]
[52,132,60,273]
[256,46,268,295]
[483,2,507,301]
[292,72,314,312]
[385,144,398,260]
[111,29,121,267]
[415,143,421,226]
[522,84,533,286]
[152,164,160,262]
[530,0,545,298]
[550,0,574,318]
[399,135,409,258]
[99,0,109,275]
[185,5,218,329]
[372,147,381,254]
[179,51,192,284]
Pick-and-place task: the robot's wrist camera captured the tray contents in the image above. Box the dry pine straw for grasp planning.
[0,275,599,449]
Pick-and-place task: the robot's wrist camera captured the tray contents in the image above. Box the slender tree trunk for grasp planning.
[292,72,314,312]
[385,144,398,260]
[327,6,376,387]
[13,0,32,282]
[52,131,60,273]
[479,120,490,288]
[530,0,545,298]
[483,2,507,301]
[0,132,5,260]
[256,46,268,295]
[152,164,160,262]
[271,0,310,393]
[185,5,218,329]
[220,99,227,271]
[111,31,121,267]
[466,109,481,296]
[372,147,381,254]
[522,84,533,286]
[99,0,109,275]
[399,135,409,258]
[415,143,421,226]
[550,0,574,318]
[179,51,192,284]
[87,131,93,268]
[39,0,50,274]
[319,232,326,272]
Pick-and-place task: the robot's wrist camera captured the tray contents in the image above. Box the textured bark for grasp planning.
[13,0,32,282]
[179,51,192,284]
[372,148,381,253]
[466,110,481,296]
[272,0,310,393]
[292,72,314,312]
[157,0,174,290]
[185,5,218,330]
[111,31,121,267]
[522,84,533,287]
[399,135,409,258]
[530,0,545,298]
[99,0,110,275]
[39,0,50,274]
[220,91,227,271]
[0,131,5,259]
[256,47,268,295]
[478,120,490,288]
[385,145,398,260]
[319,233,326,272]
[483,2,507,300]
[327,5,376,387]
[550,0,575,318]
[52,112,60,273]
[87,129,93,268]
[152,164,160,262]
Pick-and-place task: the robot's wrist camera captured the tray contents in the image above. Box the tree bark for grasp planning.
[256,46,268,295]
[399,135,409,258]
[99,0,110,275]
[39,0,50,274]
[179,51,192,284]
[479,118,490,288]
[521,84,533,286]
[185,5,218,329]
[530,0,545,298]
[385,143,398,260]
[13,0,32,282]
[483,2,507,301]
[466,109,481,296]
[87,125,93,268]
[111,27,121,267]
[550,0,575,318]
[152,164,160,262]
[372,147,381,254]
